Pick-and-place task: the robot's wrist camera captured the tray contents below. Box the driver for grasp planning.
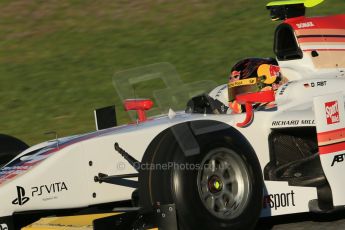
[208,57,288,114]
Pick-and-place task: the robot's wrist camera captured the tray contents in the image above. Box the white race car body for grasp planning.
[1,77,345,219]
[1,4,345,230]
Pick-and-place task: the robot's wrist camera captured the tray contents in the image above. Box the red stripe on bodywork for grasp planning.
[319,141,345,154]
[22,160,44,166]
[285,15,345,31]
[299,37,345,43]
[2,173,18,181]
[318,127,345,143]
[303,49,345,52]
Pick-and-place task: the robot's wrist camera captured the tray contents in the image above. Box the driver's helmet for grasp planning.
[228,57,285,113]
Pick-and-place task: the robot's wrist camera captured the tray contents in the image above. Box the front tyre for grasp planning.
[139,129,263,230]
[0,134,28,167]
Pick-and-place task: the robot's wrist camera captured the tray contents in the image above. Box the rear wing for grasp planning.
[267,0,324,21]
[267,0,324,8]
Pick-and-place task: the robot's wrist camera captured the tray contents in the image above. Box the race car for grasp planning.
[1,0,345,229]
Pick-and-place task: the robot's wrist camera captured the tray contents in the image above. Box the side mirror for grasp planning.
[235,91,275,127]
[124,99,154,122]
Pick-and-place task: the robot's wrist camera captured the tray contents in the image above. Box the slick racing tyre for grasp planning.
[0,134,29,167]
[139,127,263,230]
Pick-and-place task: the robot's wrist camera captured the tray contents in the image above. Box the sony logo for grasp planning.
[12,182,68,206]
[32,182,68,197]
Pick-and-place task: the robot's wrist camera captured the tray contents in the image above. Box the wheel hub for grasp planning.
[208,175,223,194]
[197,148,251,220]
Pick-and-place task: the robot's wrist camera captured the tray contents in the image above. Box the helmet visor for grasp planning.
[228,78,263,102]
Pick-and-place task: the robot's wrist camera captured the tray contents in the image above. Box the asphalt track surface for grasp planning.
[255,211,345,229]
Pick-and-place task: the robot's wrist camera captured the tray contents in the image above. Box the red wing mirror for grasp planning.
[124,99,154,122]
[235,90,275,128]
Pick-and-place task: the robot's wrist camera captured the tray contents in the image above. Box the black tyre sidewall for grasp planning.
[139,129,263,230]
[0,134,28,166]
[173,133,263,230]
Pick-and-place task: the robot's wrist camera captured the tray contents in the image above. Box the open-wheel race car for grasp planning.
[1,0,345,229]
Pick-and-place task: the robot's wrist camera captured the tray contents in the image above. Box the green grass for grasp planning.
[0,0,344,145]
